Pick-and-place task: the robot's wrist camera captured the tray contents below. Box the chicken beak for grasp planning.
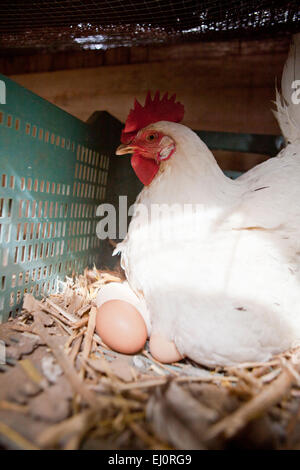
[116,144,136,155]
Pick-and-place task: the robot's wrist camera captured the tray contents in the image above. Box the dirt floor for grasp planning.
[1,269,300,450]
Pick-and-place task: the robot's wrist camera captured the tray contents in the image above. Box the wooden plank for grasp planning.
[214,150,268,172]
[9,49,285,135]
[0,37,290,75]
[197,130,283,156]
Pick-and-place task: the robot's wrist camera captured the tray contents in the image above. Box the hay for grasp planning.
[1,267,300,450]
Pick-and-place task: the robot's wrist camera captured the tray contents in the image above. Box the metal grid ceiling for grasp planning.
[0,1,299,53]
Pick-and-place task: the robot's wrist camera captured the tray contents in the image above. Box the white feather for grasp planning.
[274,33,300,143]
[115,38,300,366]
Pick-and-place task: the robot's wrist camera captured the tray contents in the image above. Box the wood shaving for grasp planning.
[0,268,300,450]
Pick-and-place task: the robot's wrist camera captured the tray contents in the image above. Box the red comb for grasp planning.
[121,91,185,144]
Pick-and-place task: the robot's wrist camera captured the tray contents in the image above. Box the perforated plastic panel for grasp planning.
[0,74,112,322]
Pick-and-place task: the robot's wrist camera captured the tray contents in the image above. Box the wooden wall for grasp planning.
[5,38,290,171]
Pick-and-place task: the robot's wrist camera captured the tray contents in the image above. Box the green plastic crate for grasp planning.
[0,74,122,322]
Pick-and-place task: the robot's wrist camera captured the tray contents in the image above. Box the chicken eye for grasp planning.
[146,133,157,142]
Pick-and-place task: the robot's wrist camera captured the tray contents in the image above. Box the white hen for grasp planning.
[115,34,300,367]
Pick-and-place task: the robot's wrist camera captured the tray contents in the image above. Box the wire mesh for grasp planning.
[0,0,299,54]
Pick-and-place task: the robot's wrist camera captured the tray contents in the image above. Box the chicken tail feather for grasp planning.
[274,33,300,144]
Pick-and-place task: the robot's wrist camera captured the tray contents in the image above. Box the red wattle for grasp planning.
[131,153,159,186]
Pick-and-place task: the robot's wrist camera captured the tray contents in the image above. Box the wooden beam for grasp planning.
[0,36,290,75]
[9,46,285,135]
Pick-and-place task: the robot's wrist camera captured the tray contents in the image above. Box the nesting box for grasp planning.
[0,74,282,323]
[0,75,119,321]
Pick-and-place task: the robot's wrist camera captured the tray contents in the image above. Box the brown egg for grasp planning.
[96,300,147,354]
[149,333,184,363]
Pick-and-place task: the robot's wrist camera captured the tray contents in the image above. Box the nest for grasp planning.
[1,267,300,450]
